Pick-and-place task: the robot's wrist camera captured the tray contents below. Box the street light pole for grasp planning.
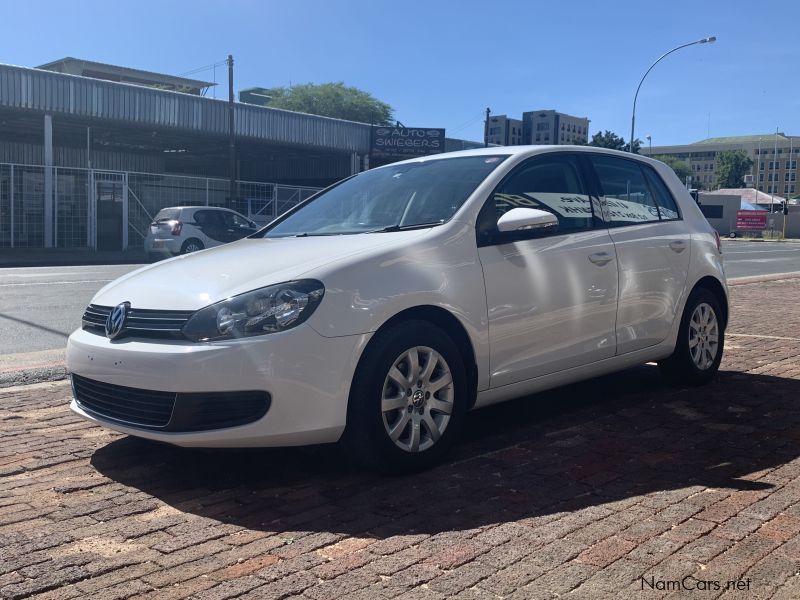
[630,36,716,153]
[227,54,236,211]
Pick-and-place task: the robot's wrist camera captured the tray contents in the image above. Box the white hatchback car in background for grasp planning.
[68,146,727,472]
[144,206,258,258]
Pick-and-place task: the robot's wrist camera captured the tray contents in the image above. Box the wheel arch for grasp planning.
[180,237,204,253]
[356,305,479,410]
[690,276,729,328]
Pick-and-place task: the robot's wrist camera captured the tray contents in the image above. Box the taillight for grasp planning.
[714,231,721,254]
[170,221,183,235]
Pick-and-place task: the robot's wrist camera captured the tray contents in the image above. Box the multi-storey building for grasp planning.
[522,110,590,145]
[486,110,589,146]
[486,115,524,146]
[648,134,799,196]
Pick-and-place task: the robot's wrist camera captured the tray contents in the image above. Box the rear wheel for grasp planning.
[344,320,468,473]
[180,239,204,254]
[659,288,725,386]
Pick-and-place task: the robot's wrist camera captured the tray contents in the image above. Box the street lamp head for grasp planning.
[700,36,717,44]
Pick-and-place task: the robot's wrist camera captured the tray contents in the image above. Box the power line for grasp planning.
[180,60,228,77]
[449,112,485,135]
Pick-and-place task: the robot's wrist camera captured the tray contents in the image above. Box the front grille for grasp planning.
[72,375,271,432]
[82,304,194,339]
[72,374,176,428]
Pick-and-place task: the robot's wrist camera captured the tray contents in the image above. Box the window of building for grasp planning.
[589,154,661,226]
[535,134,541,142]
[544,134,549,141]
[759,173,764,182]
[760,162,765,171]
[536,122,549,131]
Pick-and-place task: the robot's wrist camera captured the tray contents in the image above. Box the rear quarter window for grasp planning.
[642,167,681,220]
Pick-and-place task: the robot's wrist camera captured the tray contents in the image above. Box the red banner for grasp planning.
[735,210,768,231]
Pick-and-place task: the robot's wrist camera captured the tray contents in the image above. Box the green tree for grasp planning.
[714,150,753,189]
[588,130,641,154]
[251,82,394,125]
[653,155,692,183]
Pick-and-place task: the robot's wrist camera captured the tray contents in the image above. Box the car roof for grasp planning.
[379,144,667,170]
[158,206,242,214]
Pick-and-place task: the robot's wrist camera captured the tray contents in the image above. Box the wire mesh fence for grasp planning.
[0,163,319,250]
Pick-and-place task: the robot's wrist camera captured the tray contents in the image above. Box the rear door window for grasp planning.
[589,155,661,226]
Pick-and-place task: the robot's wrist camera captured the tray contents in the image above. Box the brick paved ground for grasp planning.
[2,278,800,600]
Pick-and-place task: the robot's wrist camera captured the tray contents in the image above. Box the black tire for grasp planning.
[180,239,204,254]
[729,231,737,238]
[343,320,469,473]
[659,287,725,386]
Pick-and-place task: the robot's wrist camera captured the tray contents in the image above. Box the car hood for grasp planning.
[92,231,430,310]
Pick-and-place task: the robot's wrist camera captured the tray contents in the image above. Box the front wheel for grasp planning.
[344,320,468,473]
[659,288,725,386]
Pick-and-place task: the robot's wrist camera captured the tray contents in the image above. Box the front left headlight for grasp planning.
[182,280,325,342]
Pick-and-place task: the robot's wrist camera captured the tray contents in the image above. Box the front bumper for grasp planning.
[66,324,371,447]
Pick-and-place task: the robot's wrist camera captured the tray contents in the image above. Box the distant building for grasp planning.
[36,57,215,96]
[648,134,799,197]
[486,115,524,146]
[523,110,590,145]
[486,110,589,146]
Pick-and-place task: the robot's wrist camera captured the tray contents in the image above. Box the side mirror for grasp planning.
[497,207,558,233]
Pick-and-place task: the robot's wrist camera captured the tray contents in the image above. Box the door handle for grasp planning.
[669,240,687,253]
[588,252,614,266]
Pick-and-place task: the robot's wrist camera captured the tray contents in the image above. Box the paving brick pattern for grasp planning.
[2,278,800,599]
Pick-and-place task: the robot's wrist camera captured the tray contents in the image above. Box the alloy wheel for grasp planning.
[688,302,719,370]
[381,346,454,453]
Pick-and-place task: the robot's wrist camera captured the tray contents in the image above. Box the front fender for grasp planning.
[305,223,491,390]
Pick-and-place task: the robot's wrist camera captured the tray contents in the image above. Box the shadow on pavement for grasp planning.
[90,366,799,536]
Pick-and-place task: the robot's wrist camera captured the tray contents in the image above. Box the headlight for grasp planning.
[182,280,325,342]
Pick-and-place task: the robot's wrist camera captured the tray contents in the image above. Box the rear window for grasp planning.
[153,208,181,222]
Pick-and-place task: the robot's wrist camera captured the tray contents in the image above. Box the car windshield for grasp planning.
[262,155,507,237]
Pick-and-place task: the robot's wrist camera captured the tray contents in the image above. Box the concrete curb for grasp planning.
[0,365,68,389]
[727,271,800,286]
[723,237,800,243]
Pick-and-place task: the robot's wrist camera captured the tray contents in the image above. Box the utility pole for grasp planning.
[484,107,491,148]
[227,55,236,211]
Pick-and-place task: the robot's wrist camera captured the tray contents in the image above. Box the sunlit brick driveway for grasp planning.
[2,278,800,600]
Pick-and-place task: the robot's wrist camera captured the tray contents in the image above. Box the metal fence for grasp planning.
[0,163,320,250]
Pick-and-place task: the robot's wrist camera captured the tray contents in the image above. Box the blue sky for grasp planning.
[2,0,797,146]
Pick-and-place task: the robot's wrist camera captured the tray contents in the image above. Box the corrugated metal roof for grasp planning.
[0,63,372,154]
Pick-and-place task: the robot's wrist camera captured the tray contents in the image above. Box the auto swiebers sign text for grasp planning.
[371,127,445,159]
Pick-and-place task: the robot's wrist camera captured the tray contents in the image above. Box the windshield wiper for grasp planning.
[366,221,444,233]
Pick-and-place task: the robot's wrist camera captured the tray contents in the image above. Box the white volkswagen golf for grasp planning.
[67,146,727,471]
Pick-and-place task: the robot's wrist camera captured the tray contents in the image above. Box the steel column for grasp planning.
[9,164,14,248]
[44,114,54,247]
